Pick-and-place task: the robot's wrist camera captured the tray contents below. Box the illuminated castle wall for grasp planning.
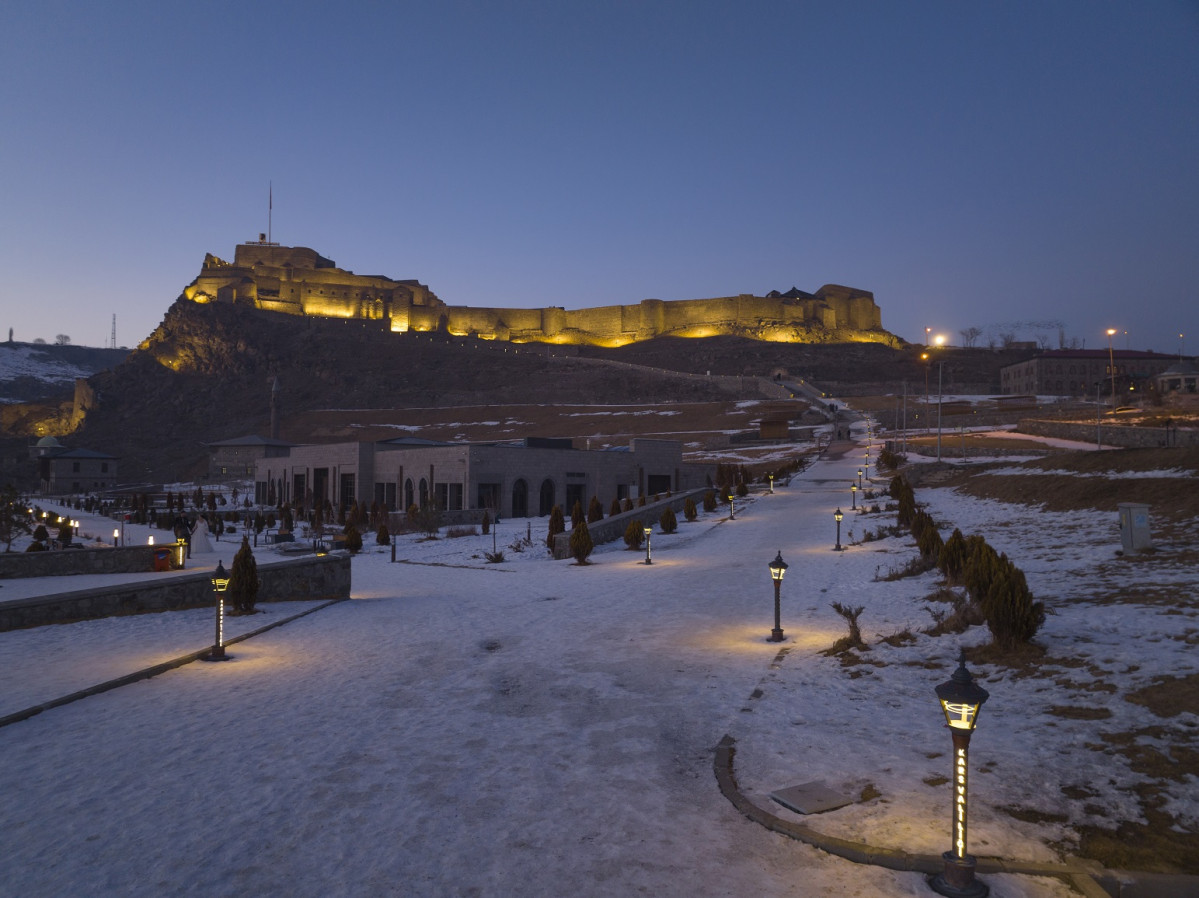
[182,243,891,346]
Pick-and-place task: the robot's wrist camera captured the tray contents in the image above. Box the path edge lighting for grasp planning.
[833,507,845,552]
[768,550,788,642]
[643,525,653,565]
[929,651,990,898]
[205,560,232,662]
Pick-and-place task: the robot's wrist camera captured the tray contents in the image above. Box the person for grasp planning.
[190,516,214,553]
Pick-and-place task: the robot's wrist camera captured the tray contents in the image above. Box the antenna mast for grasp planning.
[111,314,117,349]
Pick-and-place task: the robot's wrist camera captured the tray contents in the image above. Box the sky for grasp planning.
[2,1,1196,355]
[3,425,1193,895]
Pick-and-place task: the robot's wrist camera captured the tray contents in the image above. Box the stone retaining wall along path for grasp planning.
[0,553,352,631]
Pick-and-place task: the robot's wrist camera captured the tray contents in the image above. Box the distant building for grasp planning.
[1156,360,1199,397]
[1000,350,1179,398]
[30,436,118,494]
[207,434,294,481]
[254,437,707,518]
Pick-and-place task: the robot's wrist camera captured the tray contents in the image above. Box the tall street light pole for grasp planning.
[937,361,944,462]
[1106,328,1118,411]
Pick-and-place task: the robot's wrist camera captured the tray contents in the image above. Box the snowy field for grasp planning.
[1,433,1195,897]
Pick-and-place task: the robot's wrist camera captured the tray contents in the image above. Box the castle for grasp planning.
[182,241,892,347]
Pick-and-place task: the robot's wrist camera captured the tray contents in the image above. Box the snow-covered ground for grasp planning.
[1,432,1194,897]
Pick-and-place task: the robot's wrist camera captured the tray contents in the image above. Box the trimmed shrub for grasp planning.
[735,480,749,498]
[659,506,677,534]
[621,498,633,513]
[571,500,585,529]
[624,519,645,549]
[938,528,968,583]
[343,522,363,554]
[481,510,491,535]
[376,524,390,546]
[702,490,717,512]
[569,519,593,563]
[229,537,260,614]
[587,496,604,524]
[683,497,698,522]
[636,495,646,507]
[609,497,622,517]
[917,523,943,564]
[546,505,565,551]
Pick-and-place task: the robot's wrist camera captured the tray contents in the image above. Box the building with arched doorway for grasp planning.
[255,436,707,521]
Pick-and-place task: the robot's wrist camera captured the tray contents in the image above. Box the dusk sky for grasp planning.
[3,2,1196,355]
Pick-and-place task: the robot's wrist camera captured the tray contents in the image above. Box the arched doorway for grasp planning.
[419,478,429,508]
[512,479,529,518]
[404,478,414,510]
[539,478,555,516]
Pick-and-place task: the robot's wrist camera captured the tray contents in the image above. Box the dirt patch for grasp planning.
[1126,672,1199,718]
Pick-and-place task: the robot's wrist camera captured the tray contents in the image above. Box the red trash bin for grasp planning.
[153,548,171,572]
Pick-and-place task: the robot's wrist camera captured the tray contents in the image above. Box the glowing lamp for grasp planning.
[851,483,858,510]
[643,525,653,565]
[833,508,845,552]
[768,551,788,642]
[857,468,863,490]
[929,652,991,897]
[768,474,774,494]
[205,560,232,662]
[113,528,120,546]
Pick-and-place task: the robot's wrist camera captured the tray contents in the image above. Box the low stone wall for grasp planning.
[0,553,352,632]
[0,543,185,580]
[1017,419,1198,448]
[551,488,714,560]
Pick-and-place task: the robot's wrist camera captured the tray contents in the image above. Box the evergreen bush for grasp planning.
[376,523,390,545]
[624,519,645,549]
[702,490,717,512]
[683,497,697,521]
[569,519,593,563]
[571,500,585,529]
[228,537,260,614]
[546,505,565,551]
[481,510,491,535]
[736,481,749,498]
[938,528,969,584]
[343,522,363,554]
[587,496,604,523]
[610,497,622,517]
[659,506,677,534]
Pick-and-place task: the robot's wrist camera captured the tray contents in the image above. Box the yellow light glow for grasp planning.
[942,700,979,729]
[934,334,946,346]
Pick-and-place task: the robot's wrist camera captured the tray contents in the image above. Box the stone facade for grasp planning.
[1000,350,1181,398]
[184,243,891,347]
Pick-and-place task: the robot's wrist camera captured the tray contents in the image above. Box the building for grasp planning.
[254,437,707,519]
[30,437,118,494]
[1156,360,1199,397]
[207,434,294,482]
[1000,350,1180,398]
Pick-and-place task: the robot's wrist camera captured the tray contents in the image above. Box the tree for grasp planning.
[702,490,717,512]
[54,334,71,345]
[587,496,604,524]
[342,521,363,554]
[569,519,593,564]
[683,497,697,522]
[376,523,390,546]
[546,505,565,551]
[228,537,260,614]
[0,485,32,552]
[609,497,622,517]
[571,499,585,529]
[659,506,677,534]
[623,519,645,549]
[959,326,983,348]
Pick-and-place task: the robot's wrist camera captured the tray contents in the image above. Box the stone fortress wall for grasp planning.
[182,243,893,347]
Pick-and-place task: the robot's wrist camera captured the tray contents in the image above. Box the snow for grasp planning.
[1,438,1194,897]
[0,344,94,399]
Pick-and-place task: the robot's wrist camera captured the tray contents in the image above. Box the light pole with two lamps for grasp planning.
[768,551,788,642]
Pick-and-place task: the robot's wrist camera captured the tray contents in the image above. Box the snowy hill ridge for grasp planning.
[0,342,128,403]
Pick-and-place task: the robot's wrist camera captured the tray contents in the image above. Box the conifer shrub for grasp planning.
[610,498,622,517]
[702,490,717,512]
[33,524,48,543]
[736,480,749,498]
[376,523,390,545]
[571,500,585,529]
[896,484,916,528]
[888,474,905,499]
[980,555,1045,649]
[636,495,646,507]
[343,522,363,554]
[481,510,491,535]
[624,519,645,549]
[621,498,633,513]
[917,523,943,564]
[683,497,698,522]
[569,519,593,564]
[229,537,260,614]
[659,506,677,534]
[938,528,969,584]
[587,496,604,524]
[57,521,72,544]
[546,505,565,551]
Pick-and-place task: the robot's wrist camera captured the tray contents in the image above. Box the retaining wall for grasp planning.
[1017,419,1198,448]
[0,553,352,631]
[551,488,714,560]
[0,543,185,580]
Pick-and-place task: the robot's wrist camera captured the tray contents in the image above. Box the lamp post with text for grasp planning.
[833,508,845,551]
[643,525,653,565]
[929,652,990,897]
[768,551,788,642]
[205,560,232,662]
[1106,328,1118,411]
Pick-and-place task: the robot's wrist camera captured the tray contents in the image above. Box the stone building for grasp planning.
[207,434,294,482]
[1000,350,1179,398]
[184,241,892,347]
[30,436,118,495]
[254,437,707,519]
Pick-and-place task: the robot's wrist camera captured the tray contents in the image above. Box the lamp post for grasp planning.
[1106,328,1118,411]
[113,527,120,547]
[768,550,788,642]
[205,560,231,661]
[728,492,735,520]
[936,360,944,463]
[643,525,653,565]
[851,483,857,510]
[929,652,990,898]
[922,352,931,433]
[833,508,845,551]
[857,468,863,491]
[768,474,774,494]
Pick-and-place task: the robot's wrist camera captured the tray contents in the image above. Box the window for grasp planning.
[101,462,109,473]
[72,462,80,473]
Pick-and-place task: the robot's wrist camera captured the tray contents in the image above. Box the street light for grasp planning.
[1106,328,1118,411]
[768,474,775,494]
[851,483,858,510]
[643,525,653,565]
[937,360,944,463]
[205,560,232,662]
[113,527,120,547]
[929,652,990,898]
[857,468,863,491]
[768,550,788,642]
[833,508,845,551]
[728,492,735,521]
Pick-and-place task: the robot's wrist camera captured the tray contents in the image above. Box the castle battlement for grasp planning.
[182,244,892,346]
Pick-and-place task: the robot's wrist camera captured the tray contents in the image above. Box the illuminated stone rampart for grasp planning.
[182,243,892,346]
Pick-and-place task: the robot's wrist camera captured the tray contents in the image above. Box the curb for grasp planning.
[0,598,348,730]
[713,733,1191,898]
